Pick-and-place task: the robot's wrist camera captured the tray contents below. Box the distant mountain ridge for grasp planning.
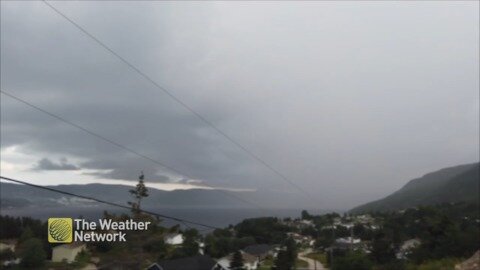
[0,182,316,210]
[0,183,245,208]
[350,162,480,214]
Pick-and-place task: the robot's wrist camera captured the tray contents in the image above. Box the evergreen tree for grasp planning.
[19,238,46,268]
[371,232,395,264]
[301,210,312,220]
[128,172,149,214]
[272,238,297,270]
[284,237,297,265]
[272,250,290,270]
[230,250,245,270]
[18,227,34,244]
[182,228,200,256]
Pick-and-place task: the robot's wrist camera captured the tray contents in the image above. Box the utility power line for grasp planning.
[1,176,274,241]
[0,176,222,230]
[0,177,272,239]
[0,90,265,212]
[41,0,313,200]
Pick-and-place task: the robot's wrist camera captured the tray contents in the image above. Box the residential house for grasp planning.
[197,241,205,255]
[2,258,20,268]
[287,232,313,246]
[98,260,141,269]
[354,214,374,224]
[337,223,354,229]
[148,255,226,270]
[327,237,363,252]
[164,233,184,245]
[217,251,259,270]
[321,225,336,230]
[243,244,274,261]
[0,240,16,252]
[300,219,314,226]
[335,237,361,245]
[396,239,421,259]
[52,242,87,263]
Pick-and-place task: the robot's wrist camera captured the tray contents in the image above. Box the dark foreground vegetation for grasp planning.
[1,202,478,269]
[1,174,478,269]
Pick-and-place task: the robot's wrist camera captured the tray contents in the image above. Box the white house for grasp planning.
[335,237,361,245]
[148,255,227,270]
[287,232,313,246]
[355,214,374,224]
[243,244,274,261]
[197,241,205,255]
[396,239,421,259]
[0,240,16,252]
[217,252,259,270]
[52,242,87,263]
[163,233,183,245]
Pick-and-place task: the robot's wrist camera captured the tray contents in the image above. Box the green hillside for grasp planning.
[351,162,479,213]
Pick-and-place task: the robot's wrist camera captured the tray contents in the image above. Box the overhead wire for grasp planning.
[0,90,266,212]
[41,0,314,201]
[0,176,222,230]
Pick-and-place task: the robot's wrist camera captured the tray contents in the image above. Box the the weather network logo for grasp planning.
[48,218,73,243]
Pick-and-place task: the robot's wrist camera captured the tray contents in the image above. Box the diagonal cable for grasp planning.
[41,0,312,200]
[0,176,221,230]
[0,90,266,211]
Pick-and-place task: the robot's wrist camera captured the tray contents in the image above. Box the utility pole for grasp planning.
[350,224,354,250]
[330,219,335,269]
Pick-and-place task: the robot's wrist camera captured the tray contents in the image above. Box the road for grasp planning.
[298,249,327,270]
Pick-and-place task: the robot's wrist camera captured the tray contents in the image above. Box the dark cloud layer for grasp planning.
[1,1,478,209]
[33,158,79,171]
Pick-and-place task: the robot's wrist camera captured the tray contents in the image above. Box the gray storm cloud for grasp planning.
[33,157,80,171]
[1,1,478,209]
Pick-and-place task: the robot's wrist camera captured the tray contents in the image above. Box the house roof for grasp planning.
[243,244,272,256]
[156,255,224,270]
[400,238,421,250]
[222,252,258,264]
[0,239,17,245]
[99,260,141,269]
[335,237,361,244]
[163,233,182,239]
[53,242,86,250]
[147,263,162,270]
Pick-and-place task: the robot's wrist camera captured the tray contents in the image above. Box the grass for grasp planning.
[306,251,328,265]
[405,258,462,270]
[296,258,309,268]
[258,257,274,270]
[258,257,308,269]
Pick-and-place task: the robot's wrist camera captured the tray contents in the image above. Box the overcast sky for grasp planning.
[1,1,478,209]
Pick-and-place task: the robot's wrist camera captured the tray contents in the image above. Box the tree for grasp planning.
[18,227,34,244]
[235,217,289,244]
[284,237,297,266]
[182,228,200,256]
[370,232,395,264]
[301,210,312,220]
[230,250,245,270]
[272,238,297,270]
[272,249,290,270]
[168,228,200,259]
[128,172,149,214]
[19,238,46,268]
[332,251,372,270]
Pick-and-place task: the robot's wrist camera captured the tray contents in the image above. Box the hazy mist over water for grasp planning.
[0,206,335,229]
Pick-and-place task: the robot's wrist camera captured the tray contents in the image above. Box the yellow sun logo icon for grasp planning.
[48,218,73,243]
